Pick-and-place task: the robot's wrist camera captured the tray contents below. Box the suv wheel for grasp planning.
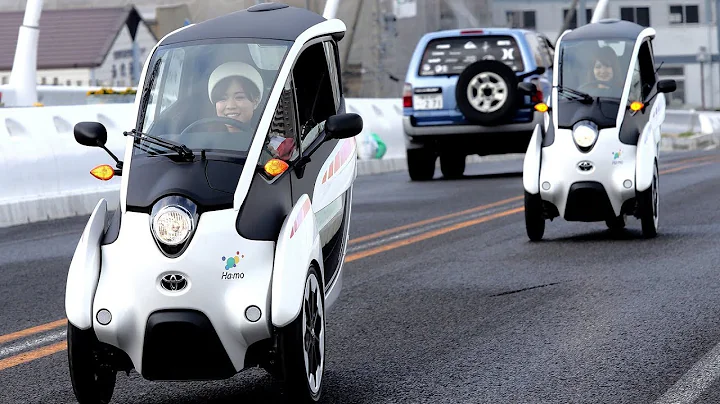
[440,152,465,179]
[455,60,518,125]
[407,148,436,181]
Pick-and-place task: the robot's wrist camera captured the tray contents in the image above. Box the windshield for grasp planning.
[557,38,635,128]
[134,38,291,157]
[558,38,634,99]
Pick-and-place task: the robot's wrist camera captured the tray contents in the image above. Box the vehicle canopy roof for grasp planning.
[561,18,647,42]
[161,3,327,46]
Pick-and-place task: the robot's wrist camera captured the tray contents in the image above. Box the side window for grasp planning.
[292,41,336,151]
[629,59,642,102]
[524,33,545,68]
[260,76,300,168]
[536,35,553,68]
[638,41,656,99]
[323,41,341,110]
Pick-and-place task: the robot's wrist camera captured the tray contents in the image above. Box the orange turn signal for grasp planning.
[90,164,114,181]
[630,101,644,112]
[264,159,289,177]
[534,102,549,113]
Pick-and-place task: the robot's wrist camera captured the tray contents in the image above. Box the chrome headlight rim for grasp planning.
[151,204,194,246]
[572,120,599,151]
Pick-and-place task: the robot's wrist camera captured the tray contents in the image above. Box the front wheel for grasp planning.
[276,265,325,402]
[638,163,659,238]
[67,322,117,404]
[524,191,545,241]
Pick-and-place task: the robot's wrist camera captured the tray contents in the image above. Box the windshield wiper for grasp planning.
[136,58,162,131]
[556,86,593,104]
[124,128,195,160]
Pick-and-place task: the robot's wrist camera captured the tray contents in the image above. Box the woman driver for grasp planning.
[208,62,296,160]
[584,47,623,91]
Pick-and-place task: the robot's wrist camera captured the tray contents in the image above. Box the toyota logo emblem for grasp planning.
[161,274,187,291]
[578,161,593,172]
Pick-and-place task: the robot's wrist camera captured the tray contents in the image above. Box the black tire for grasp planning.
[407,148,436,181]
[524,191,545,241]
[440,152,466,179]
[605,215,626,232]
[67,322,117,404]
[638,163,659,238]
[276,265,325,403]
[455,60,519,125]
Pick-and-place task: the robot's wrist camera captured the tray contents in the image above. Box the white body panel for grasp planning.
[272,195,322,328]
[539,127,637,218]
[65,199,107,330]
[523,124,543,194]
[92,209,275,373]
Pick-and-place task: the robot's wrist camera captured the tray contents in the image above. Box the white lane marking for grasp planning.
[348,203,523,254]
[0,329,67,359]
[653,341,720,404]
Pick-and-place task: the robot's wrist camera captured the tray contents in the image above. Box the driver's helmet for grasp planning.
[207,61,264,106]
[585,46,622,92]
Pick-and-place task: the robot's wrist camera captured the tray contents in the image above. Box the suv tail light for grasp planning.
[531,89,543,103]
[403,83,412,108]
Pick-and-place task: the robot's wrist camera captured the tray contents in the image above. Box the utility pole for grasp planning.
[578,0,587,26]
[558,0,579,39]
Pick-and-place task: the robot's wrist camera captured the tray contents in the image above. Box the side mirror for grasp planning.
[657,79,677,94]
[518,82,537,95]
[74,121,108,147]
[326,113,363,140]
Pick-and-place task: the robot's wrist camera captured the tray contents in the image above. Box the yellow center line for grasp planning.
[0,156,717,371]
[0,341,66,372]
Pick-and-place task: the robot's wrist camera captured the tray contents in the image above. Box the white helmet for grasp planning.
[207,62,264,103]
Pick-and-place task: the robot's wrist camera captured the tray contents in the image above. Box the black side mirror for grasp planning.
[518,82,537,95]
[74,121,108,147]
[657,79,677,94]
[74,121,124,171]
[326,113,363,140]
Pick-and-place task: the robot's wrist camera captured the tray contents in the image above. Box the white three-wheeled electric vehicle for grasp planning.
[65,4,362,402]
[521,19,676,241]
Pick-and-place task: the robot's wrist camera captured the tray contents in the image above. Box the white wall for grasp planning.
[91,20,157,87]
[0,68,90,86]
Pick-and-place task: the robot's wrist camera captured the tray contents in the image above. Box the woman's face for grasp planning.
[593,60,613,82]
[215,78,257,130]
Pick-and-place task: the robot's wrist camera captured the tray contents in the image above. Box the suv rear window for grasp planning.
[418,35,525,76]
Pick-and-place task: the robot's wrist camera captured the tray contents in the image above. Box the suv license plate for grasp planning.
[413,94,443,110]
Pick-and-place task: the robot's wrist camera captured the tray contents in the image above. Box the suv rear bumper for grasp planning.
[403,111,543,136]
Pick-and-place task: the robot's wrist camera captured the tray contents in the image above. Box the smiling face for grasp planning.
[593,59,614,82]
[213,77,259,131]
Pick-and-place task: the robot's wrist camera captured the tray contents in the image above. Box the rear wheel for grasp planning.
[276,265,325,403]
[524,191,545,241]
[638,163,659,238]
[440,152,466,179]
[407,148,436,181]
[605,215,626,232]
[67,322,117,404]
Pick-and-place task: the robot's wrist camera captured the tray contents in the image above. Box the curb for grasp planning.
[356,153,525,176]
[661,133,720,151]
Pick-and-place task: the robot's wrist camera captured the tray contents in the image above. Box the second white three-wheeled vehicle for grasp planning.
[521,19,676,241]
[64,3,362,403]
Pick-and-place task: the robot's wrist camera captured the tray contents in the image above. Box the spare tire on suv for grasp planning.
[455,60,519,125]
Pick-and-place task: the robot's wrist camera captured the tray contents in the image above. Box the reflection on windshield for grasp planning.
[134,39,290,156]
[559,38,634,99]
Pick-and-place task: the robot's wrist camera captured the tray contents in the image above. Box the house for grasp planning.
[0,5,158,87]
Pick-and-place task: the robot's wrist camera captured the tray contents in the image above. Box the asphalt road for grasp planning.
[2,148,720,403]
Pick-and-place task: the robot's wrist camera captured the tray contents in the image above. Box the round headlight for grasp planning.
[152,206,193,246]
[573,123,598,148]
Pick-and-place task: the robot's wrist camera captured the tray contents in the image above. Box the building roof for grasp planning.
[0,6,156,70]
[161,3,327,46]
